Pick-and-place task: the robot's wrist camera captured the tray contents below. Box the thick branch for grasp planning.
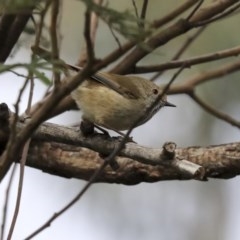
[1,118,240,184]
[22,132,240,183]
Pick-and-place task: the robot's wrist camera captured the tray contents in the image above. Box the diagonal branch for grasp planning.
[189,91,240,128]
[135,45,240,74]
[169,59,240,94]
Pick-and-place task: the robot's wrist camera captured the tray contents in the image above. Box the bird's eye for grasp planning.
[152,88,158,95]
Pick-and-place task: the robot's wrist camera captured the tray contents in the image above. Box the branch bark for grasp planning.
[1,116,239,184]
[20,127,240,183]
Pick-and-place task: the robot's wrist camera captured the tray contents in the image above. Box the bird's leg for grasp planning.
[93,124,111,137]
[80,119,95,136]
[80,120,134,143]
[109,128,135,143]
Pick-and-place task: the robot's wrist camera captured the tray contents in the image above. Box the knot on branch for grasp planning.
[161,142,176,160]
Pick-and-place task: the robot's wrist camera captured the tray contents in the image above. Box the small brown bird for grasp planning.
[71,68,175,134]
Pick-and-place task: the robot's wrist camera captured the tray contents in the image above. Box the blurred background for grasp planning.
[0,1,240,239]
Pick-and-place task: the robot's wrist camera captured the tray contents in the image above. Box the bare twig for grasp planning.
[78,0,103,66]
[34,0,51,47]
[108,26,122,49]
[136,45,240,74]
[189,92,240,128]
[83,8,95,65]
[186,0,204,21]
[140,0,148,21]
[186,59,240,87]
[50,0,61,85]
[0,164,17,240]
[168,59,240,95]
[192,1,240,27]
[26,74,34,115]
[6,139,31,240]
[131,0,139,19]
[7,69,37,79]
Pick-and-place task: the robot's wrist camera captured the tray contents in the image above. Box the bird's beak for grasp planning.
[164,101,176,107]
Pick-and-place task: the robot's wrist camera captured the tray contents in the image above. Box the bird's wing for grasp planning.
[67,64,138,99]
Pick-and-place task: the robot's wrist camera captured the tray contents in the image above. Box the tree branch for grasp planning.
[1,116,240,183]
[16,125,240,182]
[135,45,240,74]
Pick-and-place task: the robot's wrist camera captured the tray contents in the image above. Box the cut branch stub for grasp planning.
[161,142,176,160]
[160,141,206,180]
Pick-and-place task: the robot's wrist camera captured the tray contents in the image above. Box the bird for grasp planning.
[70,66,175,135]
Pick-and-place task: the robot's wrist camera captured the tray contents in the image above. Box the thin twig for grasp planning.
[137,0,148,29]
[168,59,240,95]
[78,0,103,66]
[6,140,31,240]
[7,69,37,79]
[186,0,204,21]
[26,74,34,115]
[50,0,61,85]
[189,92,240,128]
[136,45,240,74]
[108,25,122,49]
[186,59,240,87]
[192,1,240,27]
[84,8,95,65]
[131,0,139,19]
[0,164,17,240]
[34,0,51,47]
[140,0,148,21]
